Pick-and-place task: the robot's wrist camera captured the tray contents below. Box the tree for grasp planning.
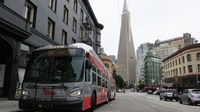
[137,83,145,90]
[113,73,126,89]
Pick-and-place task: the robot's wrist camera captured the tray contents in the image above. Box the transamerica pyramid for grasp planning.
[116,0,136,86]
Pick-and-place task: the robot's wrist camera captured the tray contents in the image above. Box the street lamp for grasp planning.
[151,79,155,86]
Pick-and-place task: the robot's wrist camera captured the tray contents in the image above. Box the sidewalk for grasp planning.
[0,98,18,110]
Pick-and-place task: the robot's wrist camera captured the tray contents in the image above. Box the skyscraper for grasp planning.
[116,0,136,86]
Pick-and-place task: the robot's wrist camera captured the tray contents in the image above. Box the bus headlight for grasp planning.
[69,89,82,97]
[21,90,30,99]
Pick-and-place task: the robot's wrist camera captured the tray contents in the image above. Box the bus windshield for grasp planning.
[24,51,84,83]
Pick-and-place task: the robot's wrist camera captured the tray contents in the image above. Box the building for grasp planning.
[136,43,153,84]
[0,0,103,100]
[116,0,136,86]
[136,33,198,86]
[144,50,161,86]
[108,55,116,64]
[100,54,115,74]
[153,33,197,60]
[162,43,200,90]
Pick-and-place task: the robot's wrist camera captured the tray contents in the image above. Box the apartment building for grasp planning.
[162,44,200,90]
[0,0,103,99]
[153,33,197,60]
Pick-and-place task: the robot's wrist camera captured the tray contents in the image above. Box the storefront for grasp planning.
[0,3,31,99]
[164,74,200,92]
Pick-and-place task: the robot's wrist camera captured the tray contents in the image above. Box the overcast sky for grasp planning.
[89,0,200,56]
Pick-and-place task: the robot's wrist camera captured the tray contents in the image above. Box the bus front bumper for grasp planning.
[19,99,83,111]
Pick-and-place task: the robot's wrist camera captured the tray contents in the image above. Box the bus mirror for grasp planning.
[86,59,92,69]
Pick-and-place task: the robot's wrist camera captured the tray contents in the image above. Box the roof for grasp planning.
[162,43,200,62]
[82,0,104,29]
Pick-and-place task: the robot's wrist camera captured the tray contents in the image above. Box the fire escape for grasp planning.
[82,19,92,46]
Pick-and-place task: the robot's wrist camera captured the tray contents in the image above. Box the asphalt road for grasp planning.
[94,91,200,112]
[1,91,200,112]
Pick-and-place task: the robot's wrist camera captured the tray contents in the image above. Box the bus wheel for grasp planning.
[89,93,96,112]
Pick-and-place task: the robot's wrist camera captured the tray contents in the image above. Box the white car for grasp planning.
[159,89,179,101]
[179,89,200,105]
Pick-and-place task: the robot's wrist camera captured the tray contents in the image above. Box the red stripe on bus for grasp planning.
[82,96,91,111]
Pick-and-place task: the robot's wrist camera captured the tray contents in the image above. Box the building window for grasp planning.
[97,34,101,42]
[188,65,193,73]
[72,18,77,33]
[61,30,67,45]
[72,38,76,43]
[80,9,84,22]
[178,58,181,64]
[49,0,57,12]
[197,53,200,60]
[178,44,181,49]
[187,54,192,62]
[183,66,186,74]
[24,0,36,28]
[73,0,78,13]
[198,64,200,72]
[63,6,68,24]
[182,56,185,63]
[80,26,83,39]
[47,18,55,40]
[179,68,182,74]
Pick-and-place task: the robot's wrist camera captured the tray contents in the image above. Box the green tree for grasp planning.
[113,73,126,89]
[137,83,145,90]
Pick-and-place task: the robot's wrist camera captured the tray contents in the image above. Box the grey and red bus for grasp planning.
[18,43,116,111]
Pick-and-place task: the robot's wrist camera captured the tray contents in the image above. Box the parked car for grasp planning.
[179,89,200,105]
[130,88,135,92]
[160,89,179,101]
[117,89,122,93]
[147,90,153,94]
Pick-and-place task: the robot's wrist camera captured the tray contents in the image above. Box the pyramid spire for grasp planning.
[123,0,128,12]
[117,0,136,86]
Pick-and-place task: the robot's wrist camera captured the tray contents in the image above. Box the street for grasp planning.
[95,90,200,112]
[0,90,200,112]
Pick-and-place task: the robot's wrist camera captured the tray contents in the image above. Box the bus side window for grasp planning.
[92,73,96,85]
[98,76,101,86]
[85,69,91,83]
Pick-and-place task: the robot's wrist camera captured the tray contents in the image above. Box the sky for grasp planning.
[89,0,200,57]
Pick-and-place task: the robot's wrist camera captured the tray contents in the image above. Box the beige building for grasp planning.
[162,43,200,90]
[153,33,197,61]
[100,54,115,74]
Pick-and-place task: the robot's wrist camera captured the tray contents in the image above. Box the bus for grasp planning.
[18,43,116,111]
